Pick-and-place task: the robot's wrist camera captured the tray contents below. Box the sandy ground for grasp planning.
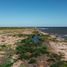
[39,30,67,61]
[49,41,67,60]
[0,29,35,67]
[12,60,23,67]
[0,29,34,45]
[0,35,24,44]
[0,29,67,67]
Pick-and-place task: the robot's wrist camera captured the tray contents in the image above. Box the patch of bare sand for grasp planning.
[49,41,67,61]
[11,60,23,67]
[0,34,27,44]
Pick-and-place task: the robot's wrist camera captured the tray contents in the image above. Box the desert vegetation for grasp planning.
[0,28,67,67]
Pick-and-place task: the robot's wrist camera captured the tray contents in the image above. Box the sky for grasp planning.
[0,0,67,27]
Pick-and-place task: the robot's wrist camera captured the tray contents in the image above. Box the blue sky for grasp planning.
[0,0,67,27]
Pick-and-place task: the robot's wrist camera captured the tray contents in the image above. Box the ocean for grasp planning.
[38,27,67,39]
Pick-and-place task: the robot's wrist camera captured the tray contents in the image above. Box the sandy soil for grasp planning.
[49,41,67,60]
[0,29,35,67]
[0,29,67,67]
[0,29,34,45]
[12,60,23,67]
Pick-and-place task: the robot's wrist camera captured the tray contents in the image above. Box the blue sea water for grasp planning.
[38,27,67,39]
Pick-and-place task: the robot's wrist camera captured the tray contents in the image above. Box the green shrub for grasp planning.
[16,34,48,64]
[29,59,36,64]
[50,61,67,67]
